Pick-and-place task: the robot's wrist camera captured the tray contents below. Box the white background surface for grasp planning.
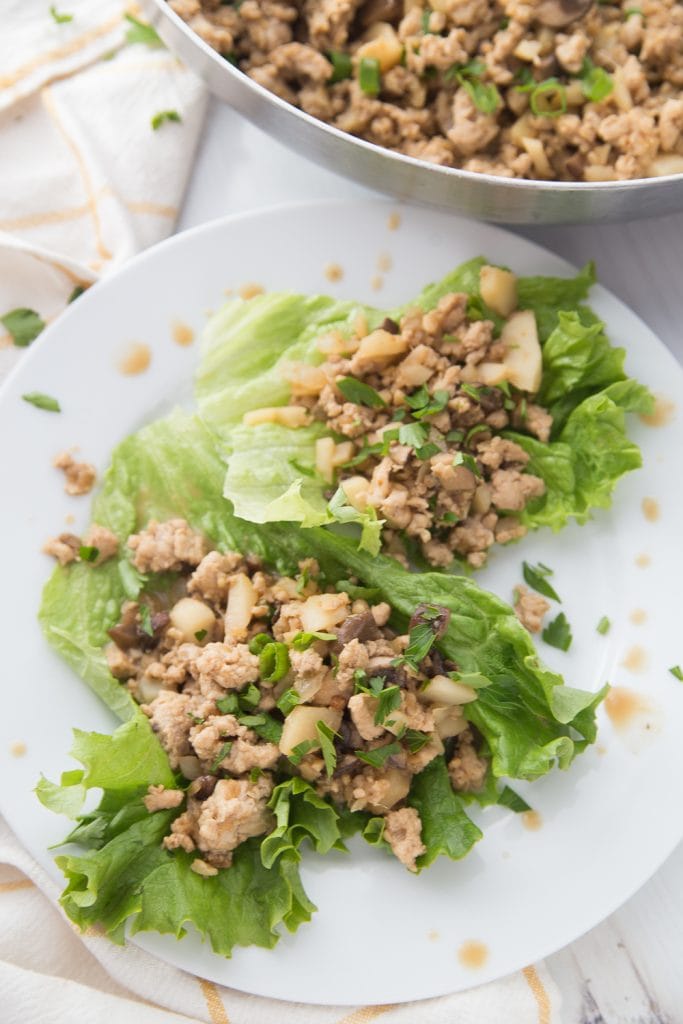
[178,98,683,1022]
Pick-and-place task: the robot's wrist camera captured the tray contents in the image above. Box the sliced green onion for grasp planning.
[259,641,290,683]
[328,50,352,83]
[530,78,567,117]
[78,545,99,563]
[359,57,381,96]
[22,392,60,412]
[579,59,614,103]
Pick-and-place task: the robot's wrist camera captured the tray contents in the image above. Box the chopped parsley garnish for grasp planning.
[288,739,319,765]
[238,714,265,728]
[405,386,449,419]
[327,50,352,83]
[259,641,290,683]
[441,511,459,524]
[452,451,480,476]
[210,741,233,772]
[669,665,683,682]
[194,628,207,641]
[374,685,401,726]
[316,720,338,777]
[542,612,572,652]
[124,13,162,47]
[291,630,337,651]
[421,7,433,32]
[398,421,429,449]
[151,109,182,131]
[138,603,154,637]
[248,632,272,655]
[446,428,465,443]
[497,785,531,813]
[578,58,613,103]
[355,742,401,768]
[118,560,147,600]
[465,423,490,445]
[394,604,447,672]
[530,78,567,117]
[78,545,99,563]
[359,56,381,96]
[242,711,283,744]
[186,713,205,725]
[240,682,261,708]
[276,688,300,715]
[249,767,263,783]
[1,308,45,347]
[22,392,60,412]
[445,59,500,114]
[354,673,384,697]
[416,442,440,460]
[216,694,239,714]
[460,383,482,401]
[624,5,642,15]
[68,285,85,303]
[50,6,73,23]
[596,616,611,636]
[337,376,387,408]
[404,729,431,753]
[522,561,561,602]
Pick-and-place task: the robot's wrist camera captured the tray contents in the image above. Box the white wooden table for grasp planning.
[179,98,683,1023]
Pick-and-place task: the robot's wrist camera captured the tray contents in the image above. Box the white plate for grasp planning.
[1,199,682,1006]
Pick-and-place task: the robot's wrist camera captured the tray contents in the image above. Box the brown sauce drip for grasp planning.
[521,810,543,831]
[458,940,489,969]
[371,274,383,291]
[387,212,401,231]
[641,497,660,522]
[605,686,651,730]
[324,263,343,283]
[10,741,26,757]
[238,283,264,300]
[629,608,647,625]
[622,645,647,672]
[118,342,151,376]
[635,553,651,568]
[639,395,675,428]
[377,251,392,272]
[172,320,194,347]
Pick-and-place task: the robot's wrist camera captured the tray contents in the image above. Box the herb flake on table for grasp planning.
[669,665,683,682]
[542,612,572,651]
[22,392,60,412]
[2,308,45,347]
[151,110,182,131]
[523,561,561,602]
[49,5,73,23]
[124,14,162,47]
[596,616,611,635]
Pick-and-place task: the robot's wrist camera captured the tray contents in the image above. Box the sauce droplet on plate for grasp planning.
[629,608,647,625]
[118,342,151,376]
[387,211,401,231]
[371,274,383,291]
[521,810,543,831]
[642,497,660,522]
[172,320,194,347]
[324,263,343,283]
[239,283,264,300]
[635,553,651,568]
[639,395,675,428]
[605,686,651,730]
[377,251,392,273]
[622,645,647,672]
[10,741,26,757]
[458,940,489,969]
[427,930,440,942]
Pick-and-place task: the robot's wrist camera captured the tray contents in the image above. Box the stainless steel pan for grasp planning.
[144,0,683,225]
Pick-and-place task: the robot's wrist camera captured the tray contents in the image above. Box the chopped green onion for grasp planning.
[238,714,265,728]
[327,50,352,83]
[355,742,401,768]
[596,616,611,636]
[444,59,500,114]
[1,308,45,347]
[276,688,300,715]
[151,109,182,131]
[542,612,572,652]
[359,57,381,96]
[337,376,386,408]
[578,58,613,103]
[49,5,73,23]
[464,423,490,445]
[78,545,99,563]
[194,628,207,641]
[421,7,433,32]
[249,632,272,655]
[216,693,239,715]
[441,511,459,524]
[259,642,290,683]
[522,561,561,602]
[446,428,464,443]
[452,451,480,477]
[624,5,642,16]
[530,78,567,117]
[249,767,263,782]
[22,392,60,412]
[669,665,683,682]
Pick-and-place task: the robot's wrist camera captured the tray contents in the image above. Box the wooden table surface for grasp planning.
[179,98,683,1024]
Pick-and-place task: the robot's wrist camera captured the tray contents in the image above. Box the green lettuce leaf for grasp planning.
[261,777,344,868]
[408,756,482,869]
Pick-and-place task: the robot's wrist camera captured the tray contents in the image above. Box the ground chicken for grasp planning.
[42,532,80,565]
[128,518,207,573]
[143,785,185,813]
[82,524,119,564]
[188,550,244,604]
[194,776,275,862]
[383,807,426,872]
[448,729,488,793]
[53,451,96,496]
[191,642,260,692]
[514,584,550,633]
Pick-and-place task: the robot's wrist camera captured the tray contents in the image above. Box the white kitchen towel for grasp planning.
[0,5,562,1023]
[0,0,207,379]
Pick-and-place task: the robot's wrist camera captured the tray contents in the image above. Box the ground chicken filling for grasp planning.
[250,263,550,569]
[105,517,489,873]
[169,0,683,182]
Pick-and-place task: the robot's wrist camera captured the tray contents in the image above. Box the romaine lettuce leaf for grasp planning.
[408,756,483,870]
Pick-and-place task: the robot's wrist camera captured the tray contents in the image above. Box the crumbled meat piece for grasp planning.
[143,691,194,768]
[384,807,426,872]
[143,785,185,813]
[513,584,550,633]
[448,728,488,793]
[42,532,80,565]
[105,642,135,680]
[348,693,385,741]
[53,451,96,496]
[524,404,553,443]
[128,518,207,573]
[194,775,275,861]
[490,469,545,511]
[82,524,119,564]
[188,550,244,603]
[224,737,281,775]
[191,642,260,692]
[190,715,244,763]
